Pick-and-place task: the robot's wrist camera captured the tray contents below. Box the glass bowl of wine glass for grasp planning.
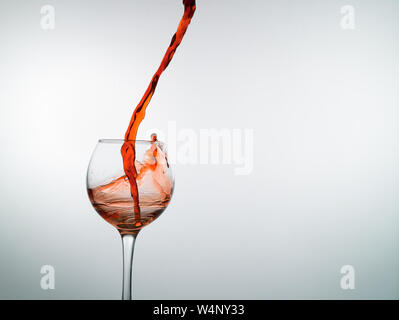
[86,138,174,299]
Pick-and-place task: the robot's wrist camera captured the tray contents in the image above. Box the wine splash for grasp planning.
[88,140,173,234]
[121,0,196,228]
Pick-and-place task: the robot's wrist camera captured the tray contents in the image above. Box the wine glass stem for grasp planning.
[121,233,137,300]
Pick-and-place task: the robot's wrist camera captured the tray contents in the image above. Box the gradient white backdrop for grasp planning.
[1,0,399,299]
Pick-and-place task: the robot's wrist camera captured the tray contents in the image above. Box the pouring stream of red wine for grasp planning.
[121,0,196,226]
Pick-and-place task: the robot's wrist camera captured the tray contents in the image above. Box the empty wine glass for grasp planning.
[87,139,174,299]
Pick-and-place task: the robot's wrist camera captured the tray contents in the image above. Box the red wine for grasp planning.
[88,141,173,234]
[120,0,196,227]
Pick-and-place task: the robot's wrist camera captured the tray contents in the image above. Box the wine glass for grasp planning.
[86,139,174,300]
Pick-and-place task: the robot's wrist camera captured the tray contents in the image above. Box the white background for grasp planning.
[0,0,399,299]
